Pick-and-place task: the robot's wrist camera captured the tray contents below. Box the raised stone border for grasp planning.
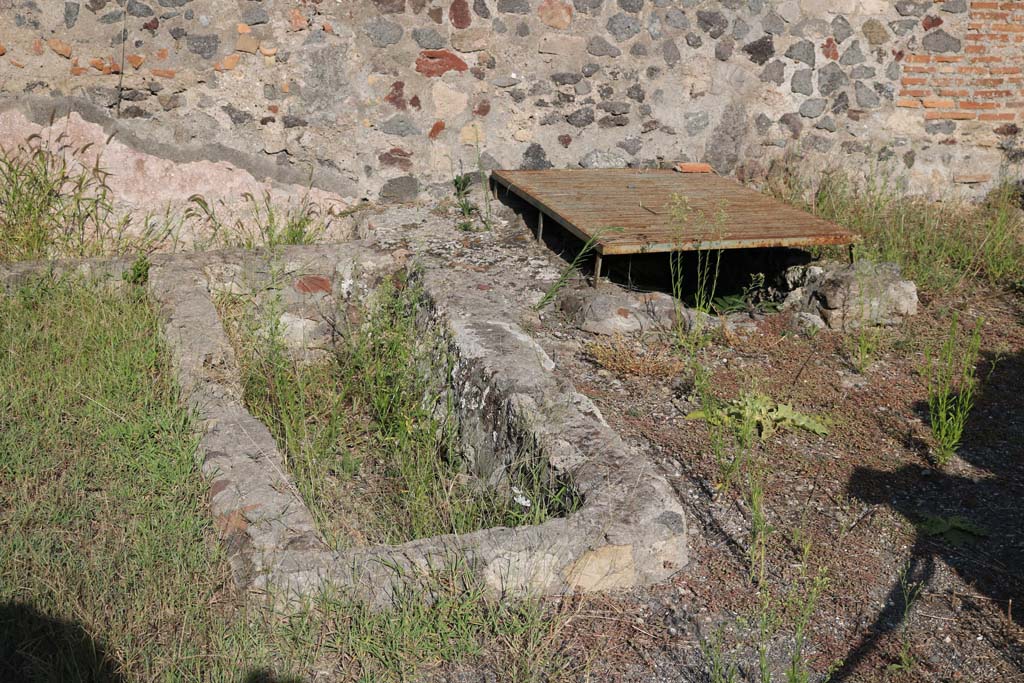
[1,245,688,607]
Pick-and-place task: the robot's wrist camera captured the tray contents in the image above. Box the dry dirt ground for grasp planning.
[524,273,1024,681]
[367,195,1024,682]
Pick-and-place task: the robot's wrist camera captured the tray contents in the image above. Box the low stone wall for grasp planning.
[1,246,688,606]
[0,0,1020,203]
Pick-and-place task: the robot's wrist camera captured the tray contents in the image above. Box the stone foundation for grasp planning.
[2,245,689,607]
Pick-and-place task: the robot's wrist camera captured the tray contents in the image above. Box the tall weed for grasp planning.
[923,314,984,466]
[773,167,1023,291]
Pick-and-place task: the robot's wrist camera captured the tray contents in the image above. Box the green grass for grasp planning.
[0,136,340,263]
[0,276,573,682]
[771,168,1024,292]
[0,137,174,261]
[0,276,228,679]
[923,314,984,466]
[186,190,327,249]
[224,274,581,549]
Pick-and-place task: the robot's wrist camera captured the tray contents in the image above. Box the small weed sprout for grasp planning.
[748,464,771,585]
[534,227,621,311]
[475,140,493,230]
[886,564,924,676]
[452,168,477,231]
[122,254,151,286]
[687,392,829,442]
[923,314,983,466]
[701,629,740,683]
[849,325,883,374]
[784,543,829,683]
[668,195,726,351]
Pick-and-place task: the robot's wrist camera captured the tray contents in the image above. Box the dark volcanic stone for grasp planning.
[371,0,406,12]
[380,176,420,202]
[573,0,604,14]
[552,72,583,85]
[587,35,621,57]
[521,143,553,169]
[817,62,848,97]
[785,39,815,67]
[895,0,928,16]
[222,104,252,124]
[922,29,960,53]
[598,100,630,115]
[64,2,79,28]
[126,0,152,17]
[779,112,802,138]
[742,35,774,65]
[760,60,785,85]
[186,34,219,59]
[497,0,529,13]
[715,37,734,61]
[854,81,880,108]
[831,15,853,42]
[607,12,642,41]
[365,17,403,47]
[412,27,445,49]
[791,68,813,95]
[762,11,785,34]
[664,8,688,29]
[839,40,865,65]
[799,98,826,118]
[597,114,629,127]
[684,111,708,135]
[663,38,681,65]
[696,10,727,38]
[566,106,595,126]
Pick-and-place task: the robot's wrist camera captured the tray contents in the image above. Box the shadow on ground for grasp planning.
[836,349,1024,678]
[0,601,124,682]
[243,670,305,683]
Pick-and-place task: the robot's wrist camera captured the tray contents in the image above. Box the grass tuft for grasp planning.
[224,273,580,548]
[0,137,172,261]
[770,166,1024,292]
[0,275,575,682]
[923,313,984,466]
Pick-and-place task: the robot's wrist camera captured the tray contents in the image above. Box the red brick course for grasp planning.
[897,0,1023,126]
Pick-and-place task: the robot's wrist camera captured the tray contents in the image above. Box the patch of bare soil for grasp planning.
[540,284,1024,682]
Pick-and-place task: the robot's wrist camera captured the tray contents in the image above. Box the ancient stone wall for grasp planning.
[0,0,1020,203]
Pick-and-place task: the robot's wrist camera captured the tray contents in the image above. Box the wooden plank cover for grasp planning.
[491,168,859,256]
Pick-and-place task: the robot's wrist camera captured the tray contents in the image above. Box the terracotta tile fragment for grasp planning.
[48,38,72,59]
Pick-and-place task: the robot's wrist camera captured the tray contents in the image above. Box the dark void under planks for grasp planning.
[490,168,860,279]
